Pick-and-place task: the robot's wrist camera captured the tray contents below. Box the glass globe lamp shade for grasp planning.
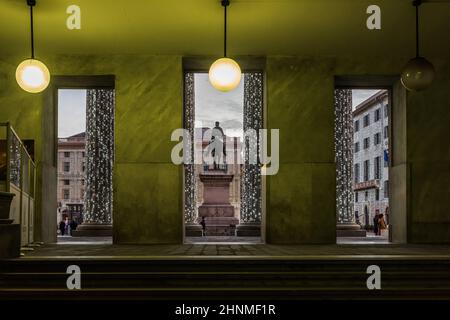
[16,59,50,93]
[208,57,242,92]
[401,57,435,92]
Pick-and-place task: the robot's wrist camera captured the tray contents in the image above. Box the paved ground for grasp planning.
[20,241,450,259]
[337,233,389,244]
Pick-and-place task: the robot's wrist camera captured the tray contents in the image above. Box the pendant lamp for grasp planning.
[208,0,241,92]
[401,0,435,92]
[16,0,50,93]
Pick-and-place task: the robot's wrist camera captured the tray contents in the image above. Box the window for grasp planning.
[63,179,70,185]
[374,156,381,179]
[63,162,70,172]
[363,137,370,149]
[354,142,360,153]
[64,152,70,157]
[374,108,381,122]
[63,189,70,200]
[384,180,389,198]
[355,192,359,203]
[364,160,370,181]
[384,104,389,118]
[384,125,389,139]
[374,132,381,145]
[375,188,380,201]
[365,191,368,201]
[82,162,85,172]
[81,179,85,186]
[354,120,360,132]
[354,163,360,183]
[363,114,370,127]
[82,151,85,157]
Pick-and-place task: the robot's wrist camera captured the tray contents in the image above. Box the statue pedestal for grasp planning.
[198,173,238,236]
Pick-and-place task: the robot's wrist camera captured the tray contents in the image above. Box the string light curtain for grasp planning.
[9,134,21,187]
[84,89,114,224]
[334,89,355,224]
[240,72,263,223]
[184,73,197,223]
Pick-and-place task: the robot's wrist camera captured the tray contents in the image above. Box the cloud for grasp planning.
[194,73,244,138]
[352,89,382,109]
[58,89,87,138]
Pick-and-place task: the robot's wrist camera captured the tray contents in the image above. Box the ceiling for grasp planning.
[0,0,449,58]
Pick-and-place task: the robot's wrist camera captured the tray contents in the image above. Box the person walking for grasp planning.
[64,217,71,236]
[378,213,387,236]
[373,212,379,236]
[59,219,66,235]
[200,216,206,236]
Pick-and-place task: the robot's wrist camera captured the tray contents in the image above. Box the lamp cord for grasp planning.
[224,2,227,57]
[415,2,419,57]
[30,4,35,59]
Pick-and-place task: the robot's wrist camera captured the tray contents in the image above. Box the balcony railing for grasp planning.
[0,122,38,251]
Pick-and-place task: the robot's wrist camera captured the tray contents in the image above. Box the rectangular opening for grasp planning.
[335,88,392,244]
[183,71,264,244]
[56,88,114,243]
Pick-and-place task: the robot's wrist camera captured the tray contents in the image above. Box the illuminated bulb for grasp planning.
[16,59,50,93]
[208,57,241,92]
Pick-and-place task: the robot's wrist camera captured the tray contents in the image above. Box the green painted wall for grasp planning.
[0,55,183,244]
[406,59,450,243]
[266,56,450,244]
[1,54,449,244]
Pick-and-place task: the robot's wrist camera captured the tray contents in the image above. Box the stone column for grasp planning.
[335,89,366,237]
[73,89,114,237]
[237,73,263,237]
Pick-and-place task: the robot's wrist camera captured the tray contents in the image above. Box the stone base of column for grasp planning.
[0,223,21,258]
[336,223,366,237]
[185,223,203,237]
[236,222,261,237]
[72,223,112,237]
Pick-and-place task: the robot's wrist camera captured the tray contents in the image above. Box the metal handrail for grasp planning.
[0,122,37,250]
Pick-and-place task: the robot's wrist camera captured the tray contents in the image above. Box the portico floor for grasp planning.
[18,242,450,259]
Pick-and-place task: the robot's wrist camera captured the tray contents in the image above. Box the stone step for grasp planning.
[1,258,450,299]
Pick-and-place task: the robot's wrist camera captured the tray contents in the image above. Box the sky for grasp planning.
[56,85,379,139]
[352,89,381,110]
[194,73,244,139]
[58,89,86,138]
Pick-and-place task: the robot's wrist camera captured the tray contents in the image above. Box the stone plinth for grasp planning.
[336,223,367,237]
[236,222,261,237]
[185,223,203,237]
[0,224,20,258]
[0,191,15,223]
[72,223,112,237]
[198,173,238,236]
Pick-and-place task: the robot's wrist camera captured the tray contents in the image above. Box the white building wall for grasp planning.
[353,94,389,228]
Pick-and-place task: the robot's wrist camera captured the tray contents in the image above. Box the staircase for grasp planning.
[1,256,450,299]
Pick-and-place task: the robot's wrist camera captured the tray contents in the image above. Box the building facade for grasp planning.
[353,91,389,228]
[57,132,86,223]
